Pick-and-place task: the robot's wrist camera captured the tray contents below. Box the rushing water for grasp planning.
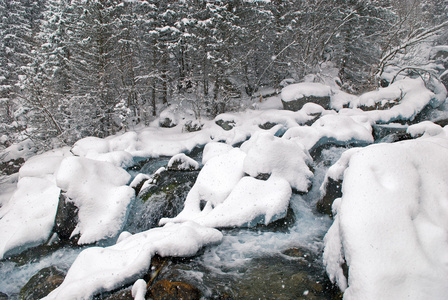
[0,146,346,299]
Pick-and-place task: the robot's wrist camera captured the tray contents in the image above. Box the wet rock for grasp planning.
[215,119,236,131]
[434,118,448,128]
[372,124,411,142]
[19,266,65,300]
[167,154,199,171]
[101,287,133,300]
[235,255,338,300]
[0,157,25,175]
[0,292,7,300]
[126,169,199,231]
[149,279,201,300]
[316,178,342,216]
[54,192,79,243]
[159,117,177,128]
[183,120,203,132]
[282,95,331,112]
[258,122,278,130]
[358,98,400,111]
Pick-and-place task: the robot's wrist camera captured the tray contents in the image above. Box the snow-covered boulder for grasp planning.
[55,157,135,244]
[159,148,246,225]
[191,176,292,228]
[42,222,223,300]
[349,78,437,123]
[167,153,199,171]
[241,132,313,192]
[0,177,60,259]
[281,82,331,111]
[323,134,448,299]
[283,114,373,151]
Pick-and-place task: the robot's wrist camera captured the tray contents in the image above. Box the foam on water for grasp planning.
[0,247,82,298]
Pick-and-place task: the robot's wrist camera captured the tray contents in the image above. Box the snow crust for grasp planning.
[323,132,448,300]
[42,222,222,300]
[56,157,135,244]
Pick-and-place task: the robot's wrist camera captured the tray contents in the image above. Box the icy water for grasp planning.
[0,147,346,299]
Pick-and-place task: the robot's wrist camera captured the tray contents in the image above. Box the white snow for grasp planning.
[201,142,233,164]
[132,279,147,300]
[281,82,331,102]
[283,114,373,151]
[241,131,313,192]
[56,156,135,244]
[42,222,222,300]
[192,176,292,228]
[406,121,443,138]
[323,134,448,300]
[159,148,246,225]
[347,78,436,123]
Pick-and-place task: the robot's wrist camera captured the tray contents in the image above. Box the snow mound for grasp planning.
[56,157,135,244]
[161,133,305,228]
[323,135,448,299]
[0,177,59,259]
[159,148,246,225]
[407,121,443,138]
[43,222,222,300]
[281,82,331,102]
[241,132,313,192]
[193,176,292,228]
[202,142,233,164]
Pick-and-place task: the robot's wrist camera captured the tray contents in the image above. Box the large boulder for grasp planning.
[281,82,331,111]
[19,267,65,300]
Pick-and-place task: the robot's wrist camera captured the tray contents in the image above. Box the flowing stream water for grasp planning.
[0,146,346,299]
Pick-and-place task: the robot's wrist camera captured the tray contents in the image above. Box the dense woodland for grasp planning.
[1,0,447,150]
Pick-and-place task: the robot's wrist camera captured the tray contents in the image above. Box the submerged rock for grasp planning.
[101,287,133,300]
[0,292,7,300]
[149,279,201,300]
[19,266,65,300]
[234,255,341,300]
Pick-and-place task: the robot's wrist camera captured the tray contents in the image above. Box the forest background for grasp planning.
[1,0,447,152]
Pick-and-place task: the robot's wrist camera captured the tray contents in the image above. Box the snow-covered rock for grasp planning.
[283,114,373,151]
[323,134,448,299]
[281,82,332,111]
[241,132,313,192]
[159,148,246,225]
[350,78,436,123]
[201,142,233,164]
[192,176,292,228]
[0,177,60,259]
[167,153,199,171]
[56,157,135,244]
[42,222,222,300]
